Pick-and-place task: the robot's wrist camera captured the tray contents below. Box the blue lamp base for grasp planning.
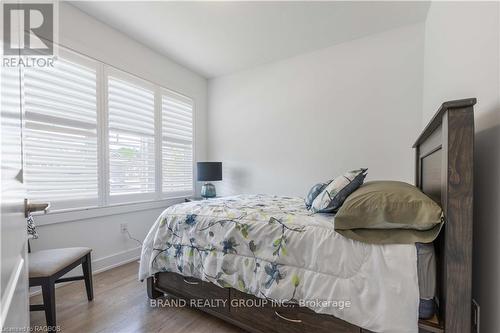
[201,183,216,198]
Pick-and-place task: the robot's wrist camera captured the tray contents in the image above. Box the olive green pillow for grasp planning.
[334,181,443,244]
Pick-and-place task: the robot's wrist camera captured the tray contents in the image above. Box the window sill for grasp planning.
[33,196,188,226]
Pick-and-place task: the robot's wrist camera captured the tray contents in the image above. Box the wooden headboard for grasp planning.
[413,98,475,333]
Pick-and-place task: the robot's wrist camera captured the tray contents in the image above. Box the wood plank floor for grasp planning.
[30,261,244,333]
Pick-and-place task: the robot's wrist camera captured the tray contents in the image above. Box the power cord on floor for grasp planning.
[125,229,143,246]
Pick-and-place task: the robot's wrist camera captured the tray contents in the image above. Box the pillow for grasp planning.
[334,181,443,244]
[305,182,329,209]
[310,168,367,213]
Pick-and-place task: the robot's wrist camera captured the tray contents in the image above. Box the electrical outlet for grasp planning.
[120,223,128,233]
[472,299,480,333]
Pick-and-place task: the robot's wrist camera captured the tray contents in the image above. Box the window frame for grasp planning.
[22,45,196,217]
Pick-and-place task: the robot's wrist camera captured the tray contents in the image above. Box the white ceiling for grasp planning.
[70,1,430,78]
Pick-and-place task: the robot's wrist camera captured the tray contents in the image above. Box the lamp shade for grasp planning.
[197,162,222,182]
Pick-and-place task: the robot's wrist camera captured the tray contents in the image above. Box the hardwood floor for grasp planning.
[30,261,244,333]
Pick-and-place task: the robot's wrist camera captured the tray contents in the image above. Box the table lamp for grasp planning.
[197,162,222,198]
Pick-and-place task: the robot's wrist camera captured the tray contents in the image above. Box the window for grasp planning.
[20,46,195,212]
[23,52,99,210]
[161,90,194,195]
[107,74,156,200]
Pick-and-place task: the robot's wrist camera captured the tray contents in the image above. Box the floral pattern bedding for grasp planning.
[139,195,419,333]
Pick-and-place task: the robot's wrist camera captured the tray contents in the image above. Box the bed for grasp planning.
[140,98,475,333]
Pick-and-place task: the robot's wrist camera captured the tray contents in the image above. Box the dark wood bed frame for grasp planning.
[147,98,475,333]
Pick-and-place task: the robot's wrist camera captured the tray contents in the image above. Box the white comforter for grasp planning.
[139,195,419,333]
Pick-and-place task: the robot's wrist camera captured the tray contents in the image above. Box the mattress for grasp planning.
[139,195,420,333]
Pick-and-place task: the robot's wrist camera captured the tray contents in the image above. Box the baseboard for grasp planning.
[92,246,141,274]
[29,246,141,297]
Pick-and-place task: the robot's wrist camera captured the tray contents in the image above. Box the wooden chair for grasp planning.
[28,247,94,328]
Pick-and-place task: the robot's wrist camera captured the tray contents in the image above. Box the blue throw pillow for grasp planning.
[311,168,367,213]
[305,182,329,209]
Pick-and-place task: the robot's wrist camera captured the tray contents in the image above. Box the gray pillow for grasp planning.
[305,182,329,209]
[334,181,443,244]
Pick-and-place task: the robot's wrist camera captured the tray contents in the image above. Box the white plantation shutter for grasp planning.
[108,75,156,197]
[162,90,194,194]
[23,56,98,209]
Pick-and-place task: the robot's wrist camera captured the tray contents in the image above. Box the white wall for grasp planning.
[208,23,424,196]
[30,3,208,278]
[422,2,500,129]
[422,2,500,332]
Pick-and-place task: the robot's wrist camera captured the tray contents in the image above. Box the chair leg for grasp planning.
[82,253,94,301]
[41,281,56,328]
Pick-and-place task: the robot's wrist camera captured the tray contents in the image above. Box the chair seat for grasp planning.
[29,247,91,278]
